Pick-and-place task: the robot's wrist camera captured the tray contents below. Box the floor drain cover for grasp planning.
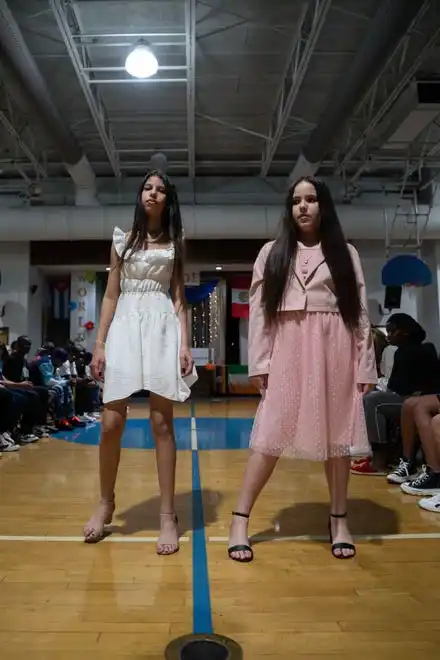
[181,639,228,659]
[165,634,242,660]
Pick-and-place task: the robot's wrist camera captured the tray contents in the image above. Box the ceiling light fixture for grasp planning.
[125,41,158,79]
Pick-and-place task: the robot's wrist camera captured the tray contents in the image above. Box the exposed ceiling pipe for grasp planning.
[289,0,429,183]
[0,0,98,206]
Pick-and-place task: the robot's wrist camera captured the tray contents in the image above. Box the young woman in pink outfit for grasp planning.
[228,176,377,562]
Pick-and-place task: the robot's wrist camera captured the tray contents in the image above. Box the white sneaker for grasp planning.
[0,433,20,451]
[78,414,94,423]
[33,426,50,437]
[418,493,440,513]
[20,434,39,444]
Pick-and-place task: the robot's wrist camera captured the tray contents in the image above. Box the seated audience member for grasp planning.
[352,314,440,476]
[417,413,440,513]
[0,381,21,451]
[30,346,84,430]
[0,345,21,451]
[387,393,440,494]
[71,350,100,421]
[1,337,50,442]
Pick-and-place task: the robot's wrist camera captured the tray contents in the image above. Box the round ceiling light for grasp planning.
[125,44,158,79]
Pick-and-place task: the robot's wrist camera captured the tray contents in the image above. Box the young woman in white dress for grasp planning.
[83,171,195,553]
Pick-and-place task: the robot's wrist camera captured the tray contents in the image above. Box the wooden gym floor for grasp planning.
[1,398,440,658]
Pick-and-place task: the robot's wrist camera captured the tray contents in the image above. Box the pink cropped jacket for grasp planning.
[248,241,378,385]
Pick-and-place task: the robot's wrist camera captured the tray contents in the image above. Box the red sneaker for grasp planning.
[350,457,386,476]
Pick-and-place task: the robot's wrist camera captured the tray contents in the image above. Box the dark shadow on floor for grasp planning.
[108,488,223,536]
[252,498,399,546]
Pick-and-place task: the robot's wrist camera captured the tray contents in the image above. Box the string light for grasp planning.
[190,283,221,350]
[209,288,220,345]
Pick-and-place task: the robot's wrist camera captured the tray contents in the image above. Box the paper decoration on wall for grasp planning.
[381,254,432,287]
[84,271,96,284]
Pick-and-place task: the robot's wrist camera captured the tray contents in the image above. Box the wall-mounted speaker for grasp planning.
[384,285,402,310]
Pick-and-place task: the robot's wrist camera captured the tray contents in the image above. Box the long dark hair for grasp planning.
[119,170,184,280]
[262,176,361,329]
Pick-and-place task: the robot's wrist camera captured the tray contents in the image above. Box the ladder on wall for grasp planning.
[384,189,434,259]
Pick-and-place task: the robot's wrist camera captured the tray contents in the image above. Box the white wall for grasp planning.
[2,202,440,240]
[418,244,440,347]
[0,242,30,344]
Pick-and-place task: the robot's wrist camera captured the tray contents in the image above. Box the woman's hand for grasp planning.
[180,346,194,378]
[250,374,268,392]
[358,383,375,394]
[91,345,106,381]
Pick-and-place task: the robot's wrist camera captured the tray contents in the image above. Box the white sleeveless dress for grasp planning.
[103,226,193,404]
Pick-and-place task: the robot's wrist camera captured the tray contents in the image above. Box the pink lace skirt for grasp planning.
[250,311,369,461]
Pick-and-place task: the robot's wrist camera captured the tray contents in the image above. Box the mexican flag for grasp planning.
[231,275,251,318]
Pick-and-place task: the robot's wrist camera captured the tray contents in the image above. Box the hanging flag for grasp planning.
[50,279,70,320]
[231,275,251,318]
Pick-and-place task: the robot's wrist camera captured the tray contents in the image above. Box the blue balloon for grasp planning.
[68,300,78,311]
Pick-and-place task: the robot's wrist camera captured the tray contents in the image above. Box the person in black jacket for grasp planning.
[353,314,440,475]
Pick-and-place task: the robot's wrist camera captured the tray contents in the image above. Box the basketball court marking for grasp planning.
[0,535,190,543]
[209,532,440,542]
[0,532,439,543]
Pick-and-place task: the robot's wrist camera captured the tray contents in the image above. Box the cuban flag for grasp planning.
[50,280,69,319]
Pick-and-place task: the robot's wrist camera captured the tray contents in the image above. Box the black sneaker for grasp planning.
[387,458,418,484]
[400,466,440,495]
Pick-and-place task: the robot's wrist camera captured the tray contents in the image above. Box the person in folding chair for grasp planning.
[353,314,439,478]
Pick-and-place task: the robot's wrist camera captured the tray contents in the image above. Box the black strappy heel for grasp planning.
[328,513,356,559]
[228,511,254,563]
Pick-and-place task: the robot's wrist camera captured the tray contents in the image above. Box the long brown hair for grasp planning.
[261,176,361,329]
[119,170,184,280]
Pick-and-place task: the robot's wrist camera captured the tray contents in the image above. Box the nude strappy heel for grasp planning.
[83,498,115,543]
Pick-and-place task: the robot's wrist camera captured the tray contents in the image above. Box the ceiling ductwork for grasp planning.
[376,80,440,152]
[0,0,97,206]
[289,0,428,182]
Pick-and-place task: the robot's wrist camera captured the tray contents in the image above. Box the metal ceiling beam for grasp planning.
[336,1,440,180]
[49,0,120,178]
[0,110,47,178]
[185,0,196,181]
[397,121,440,188]
[292,0,430,183]
[260,0,332,178]
[196,113,270,141]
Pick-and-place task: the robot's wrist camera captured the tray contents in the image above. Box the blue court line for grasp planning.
[191,402,213,634]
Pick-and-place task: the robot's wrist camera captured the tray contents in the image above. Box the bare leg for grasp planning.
[401,397,420,461]
[413,396,440,470]
[431,414,440,456]
[325,456,354,558]
[228,450,278,560]
[149,394,179,555]
[83,399,128,541]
